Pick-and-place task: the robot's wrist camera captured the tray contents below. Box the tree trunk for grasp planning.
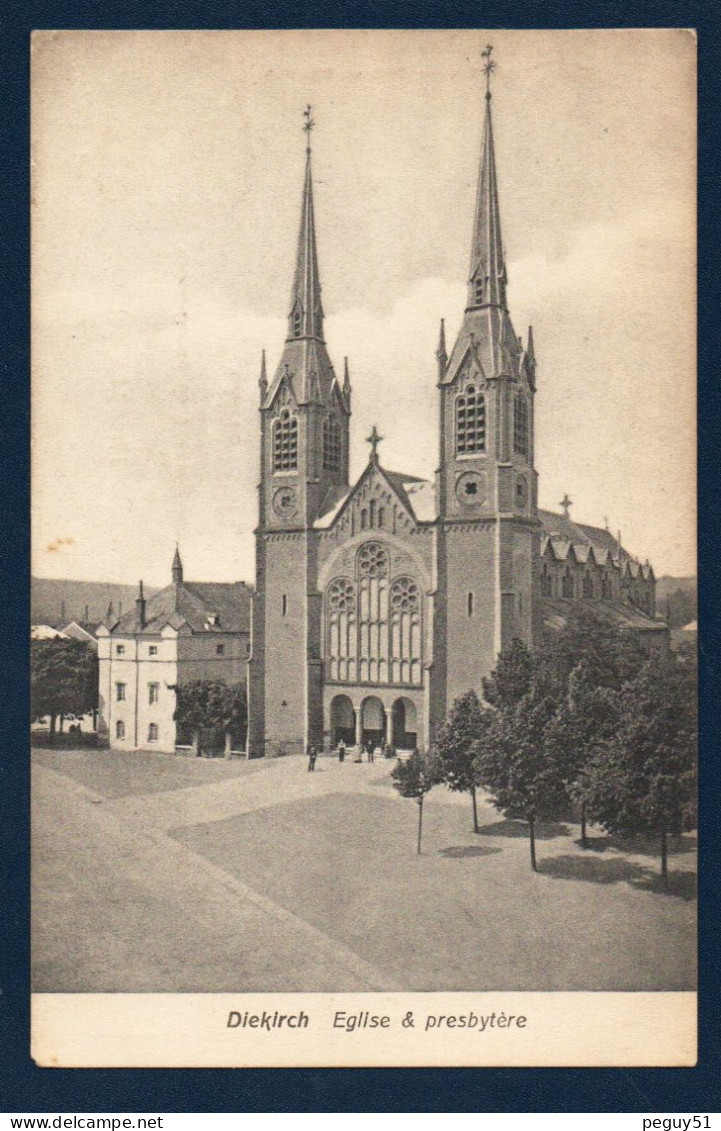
[661,828,668,889]
[529,816,538,872]
[580,801,587,849]
[417,797,424,855]
[224,731,232,759]
[59,713,65,734]
[49,714,56,741]
[471,785,479,833]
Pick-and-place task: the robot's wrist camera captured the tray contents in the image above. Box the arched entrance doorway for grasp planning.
[391,697,418,750]
[330,694,356,747]
[361,696,386,748]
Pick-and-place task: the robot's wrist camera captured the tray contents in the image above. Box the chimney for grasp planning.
[60,599,66,624]
[84,604,89,623]
[118,601,123,616]
[136,581,146,629]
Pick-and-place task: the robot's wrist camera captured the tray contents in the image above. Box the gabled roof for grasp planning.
[313,461,436,530]
[111,580,252,636]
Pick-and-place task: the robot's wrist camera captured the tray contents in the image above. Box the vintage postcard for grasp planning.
[30,28,697,1067]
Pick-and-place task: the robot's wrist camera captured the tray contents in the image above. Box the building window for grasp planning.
[322,416,342,471]
[514,394,529,457]
[115,720,125,740]
[149,645,157,656]
[377,507,384,528]
[282,594,287,617]
[292,305,302,337]
[116,644,125,655]
[474,277,483,305]
[116,682,126,702]
[602,573,612,599]
[216,644,225,655]
[541,565,552,597]
[245,640,251,655]
[562,567,575,598]
[148,723,159,743]
[325,543,422,687]
[456,385,486,454]
[467,591,474,617]
[272,409,298,471]
[148,682,159,705]
[582,571,594,598]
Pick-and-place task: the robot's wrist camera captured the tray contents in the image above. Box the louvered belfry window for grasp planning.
[514,393,529,456]
[323,416,342,471]
[272,409,298,471]
[456,385,486,454]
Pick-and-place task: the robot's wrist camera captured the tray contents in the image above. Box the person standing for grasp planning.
[338,740,346,763]
[307,743,317,772]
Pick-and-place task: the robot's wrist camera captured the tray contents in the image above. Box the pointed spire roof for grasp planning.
[258,349,268,398]
[287,128,324,343]
[172,545,184,584]
[467,51,507,312]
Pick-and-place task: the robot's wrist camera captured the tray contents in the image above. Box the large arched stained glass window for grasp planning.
[327,578,357,682]
[325,542,422,686]
[390,577,421,684]
[272,408,298,471]
[456,385,486,454]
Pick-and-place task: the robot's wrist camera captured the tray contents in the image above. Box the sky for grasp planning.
[31,29,696,586]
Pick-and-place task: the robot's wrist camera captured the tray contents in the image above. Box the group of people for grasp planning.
[307,739,396,771]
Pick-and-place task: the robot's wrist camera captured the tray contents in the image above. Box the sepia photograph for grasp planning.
[30,28,696,1065]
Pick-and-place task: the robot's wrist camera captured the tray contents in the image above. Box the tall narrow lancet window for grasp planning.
[272,409,298,471]
[456,385,486,454]
[357,543,389,684]
[514,393,529,456]
[390,578,421,684]
[322,416,342,471]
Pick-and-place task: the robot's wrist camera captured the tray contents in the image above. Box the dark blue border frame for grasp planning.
[3,3,719,1113]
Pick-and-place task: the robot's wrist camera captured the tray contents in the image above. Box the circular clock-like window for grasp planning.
[456,470,486,507]
[272,486,298,518]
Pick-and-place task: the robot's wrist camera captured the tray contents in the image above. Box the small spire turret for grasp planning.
[436,318,447,381]
[172,544,184,584]
[259,349,268,400]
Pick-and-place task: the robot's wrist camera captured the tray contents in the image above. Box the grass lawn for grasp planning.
[32,744,262,799]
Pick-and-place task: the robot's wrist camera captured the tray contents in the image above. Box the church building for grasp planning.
[247,53,662,759]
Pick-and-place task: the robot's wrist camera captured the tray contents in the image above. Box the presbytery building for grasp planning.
[246,56,663,758]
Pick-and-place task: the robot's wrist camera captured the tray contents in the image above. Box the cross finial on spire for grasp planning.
[481,43,496,99]
[560,493,572,517]
[303,104,315,155]
[366,424,383,461]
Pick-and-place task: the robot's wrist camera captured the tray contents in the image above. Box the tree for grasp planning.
[173,679,248,756]
[581,652,697,886]
[474,692,567,871]
[482,637,534,710]
[31,638,98,739]
[435,690,489,832]
[391,749,442,854]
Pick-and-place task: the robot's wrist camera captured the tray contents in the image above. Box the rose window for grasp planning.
[358,542,388,578]
[390,578,420,613]
[328,578,355,613]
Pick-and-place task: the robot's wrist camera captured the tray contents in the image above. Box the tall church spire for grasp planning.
[172,544,183,584]
[467,45,507,312]
[287,106,324,343]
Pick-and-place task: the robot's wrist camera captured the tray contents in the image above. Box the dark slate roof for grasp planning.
[541,596,667,633]
[112,581,252,636]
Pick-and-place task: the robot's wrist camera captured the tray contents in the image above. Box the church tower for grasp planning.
[435,47,540,714]
[248,108,351,755]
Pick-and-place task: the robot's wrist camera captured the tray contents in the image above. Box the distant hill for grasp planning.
[31,577,159,628]
[655,575,697,629]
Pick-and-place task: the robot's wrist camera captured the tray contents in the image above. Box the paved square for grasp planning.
[32,748,696,992]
